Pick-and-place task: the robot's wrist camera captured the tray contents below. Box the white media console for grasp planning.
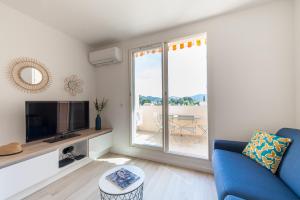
[0,128,112,200]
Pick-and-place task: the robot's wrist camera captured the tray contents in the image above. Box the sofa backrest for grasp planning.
[276,128,300,197]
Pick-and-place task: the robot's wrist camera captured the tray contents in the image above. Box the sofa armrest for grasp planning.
[214,140,248,153]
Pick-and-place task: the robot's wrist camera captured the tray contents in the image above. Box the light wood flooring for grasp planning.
[26,153,217,200]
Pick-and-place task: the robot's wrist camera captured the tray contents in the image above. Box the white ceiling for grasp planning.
[1,0,275,45]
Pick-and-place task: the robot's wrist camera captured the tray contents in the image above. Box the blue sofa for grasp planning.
[213,128,300,200]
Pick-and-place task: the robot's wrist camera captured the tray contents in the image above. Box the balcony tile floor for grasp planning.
[134,130,208,159]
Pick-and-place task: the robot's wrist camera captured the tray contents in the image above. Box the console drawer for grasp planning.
[89,132,112,159]
[0,150,59,199]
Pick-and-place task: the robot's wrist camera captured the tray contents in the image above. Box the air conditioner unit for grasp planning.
[89,47,122,66]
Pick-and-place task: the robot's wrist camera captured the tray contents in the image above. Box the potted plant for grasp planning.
[94,98,108,130]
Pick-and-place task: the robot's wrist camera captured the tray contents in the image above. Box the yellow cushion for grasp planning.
[242,130,291,174]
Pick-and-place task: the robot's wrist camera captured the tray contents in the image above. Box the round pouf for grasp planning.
[98,165,145,200]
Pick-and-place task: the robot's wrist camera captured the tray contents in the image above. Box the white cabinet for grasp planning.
[0,150,59,199]
[89,132,112,159]
[0,130,112,199]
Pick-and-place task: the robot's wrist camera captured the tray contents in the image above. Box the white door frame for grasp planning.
[129,43,165,151]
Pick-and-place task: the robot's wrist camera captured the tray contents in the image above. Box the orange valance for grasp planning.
[134,38,206,58]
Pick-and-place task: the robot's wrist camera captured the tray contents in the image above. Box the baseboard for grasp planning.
[95,148,111,159]
[90,148,111,160]
[110,146,213,173]
[8,157,92,200]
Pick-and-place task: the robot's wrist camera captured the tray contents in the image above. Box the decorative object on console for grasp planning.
[242,130,292,173]
[94,98,108,130]
[64,75,83,96]
[0,143,23,156]
[9,57,51,93]
[96,114,102,131]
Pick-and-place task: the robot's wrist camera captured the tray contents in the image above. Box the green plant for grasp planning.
[94,98,108,115]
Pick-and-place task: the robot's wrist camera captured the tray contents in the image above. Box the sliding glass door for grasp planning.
[131,33,208,158]
[131,44,164,148]
[167,36,208,158]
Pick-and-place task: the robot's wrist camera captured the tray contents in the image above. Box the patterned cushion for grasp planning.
[242,130,292,174]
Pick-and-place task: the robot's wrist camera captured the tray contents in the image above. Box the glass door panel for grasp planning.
[131,45,163,148]
[167,34,208,158]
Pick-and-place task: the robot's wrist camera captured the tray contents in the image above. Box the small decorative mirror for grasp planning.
[9,58,51,93]
[20,67,43,85]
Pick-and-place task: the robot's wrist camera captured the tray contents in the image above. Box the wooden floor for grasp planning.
[25,153,217,200]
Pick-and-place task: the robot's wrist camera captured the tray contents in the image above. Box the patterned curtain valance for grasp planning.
[134,37,207,58]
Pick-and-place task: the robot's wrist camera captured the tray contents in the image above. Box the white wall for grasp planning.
[0,2,96,145]
[95,0,295,171]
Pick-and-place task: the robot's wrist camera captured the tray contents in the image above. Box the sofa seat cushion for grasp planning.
[277,128,300,197]
[224,195,245,200]
[213,149,299,200]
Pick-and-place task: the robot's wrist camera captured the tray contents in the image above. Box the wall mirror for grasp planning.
[9,58,51,93]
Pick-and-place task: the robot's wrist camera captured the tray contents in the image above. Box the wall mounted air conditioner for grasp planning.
[89,47,122,66]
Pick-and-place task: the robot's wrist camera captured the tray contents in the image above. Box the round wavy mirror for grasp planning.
[20,67,43,85]
[9,58,51,93]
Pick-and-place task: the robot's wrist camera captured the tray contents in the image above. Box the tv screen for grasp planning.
[26,101,89,142]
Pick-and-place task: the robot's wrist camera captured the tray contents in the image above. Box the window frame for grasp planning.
[129,33,209,160]
[129,43,165,151]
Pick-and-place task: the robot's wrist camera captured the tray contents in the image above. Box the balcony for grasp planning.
[134,104,208,159]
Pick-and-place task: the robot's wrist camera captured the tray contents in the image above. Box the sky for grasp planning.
[135,42,207,97]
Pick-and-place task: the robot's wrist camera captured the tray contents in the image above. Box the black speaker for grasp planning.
[62,146,74,154]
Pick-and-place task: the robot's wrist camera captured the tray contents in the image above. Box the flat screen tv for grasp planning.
[26,101,89,142]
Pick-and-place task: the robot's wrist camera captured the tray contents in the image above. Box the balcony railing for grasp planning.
[136,105,207,136]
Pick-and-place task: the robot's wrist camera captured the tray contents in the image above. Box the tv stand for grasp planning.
[43,133,81,143]
[0,128,112,200]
